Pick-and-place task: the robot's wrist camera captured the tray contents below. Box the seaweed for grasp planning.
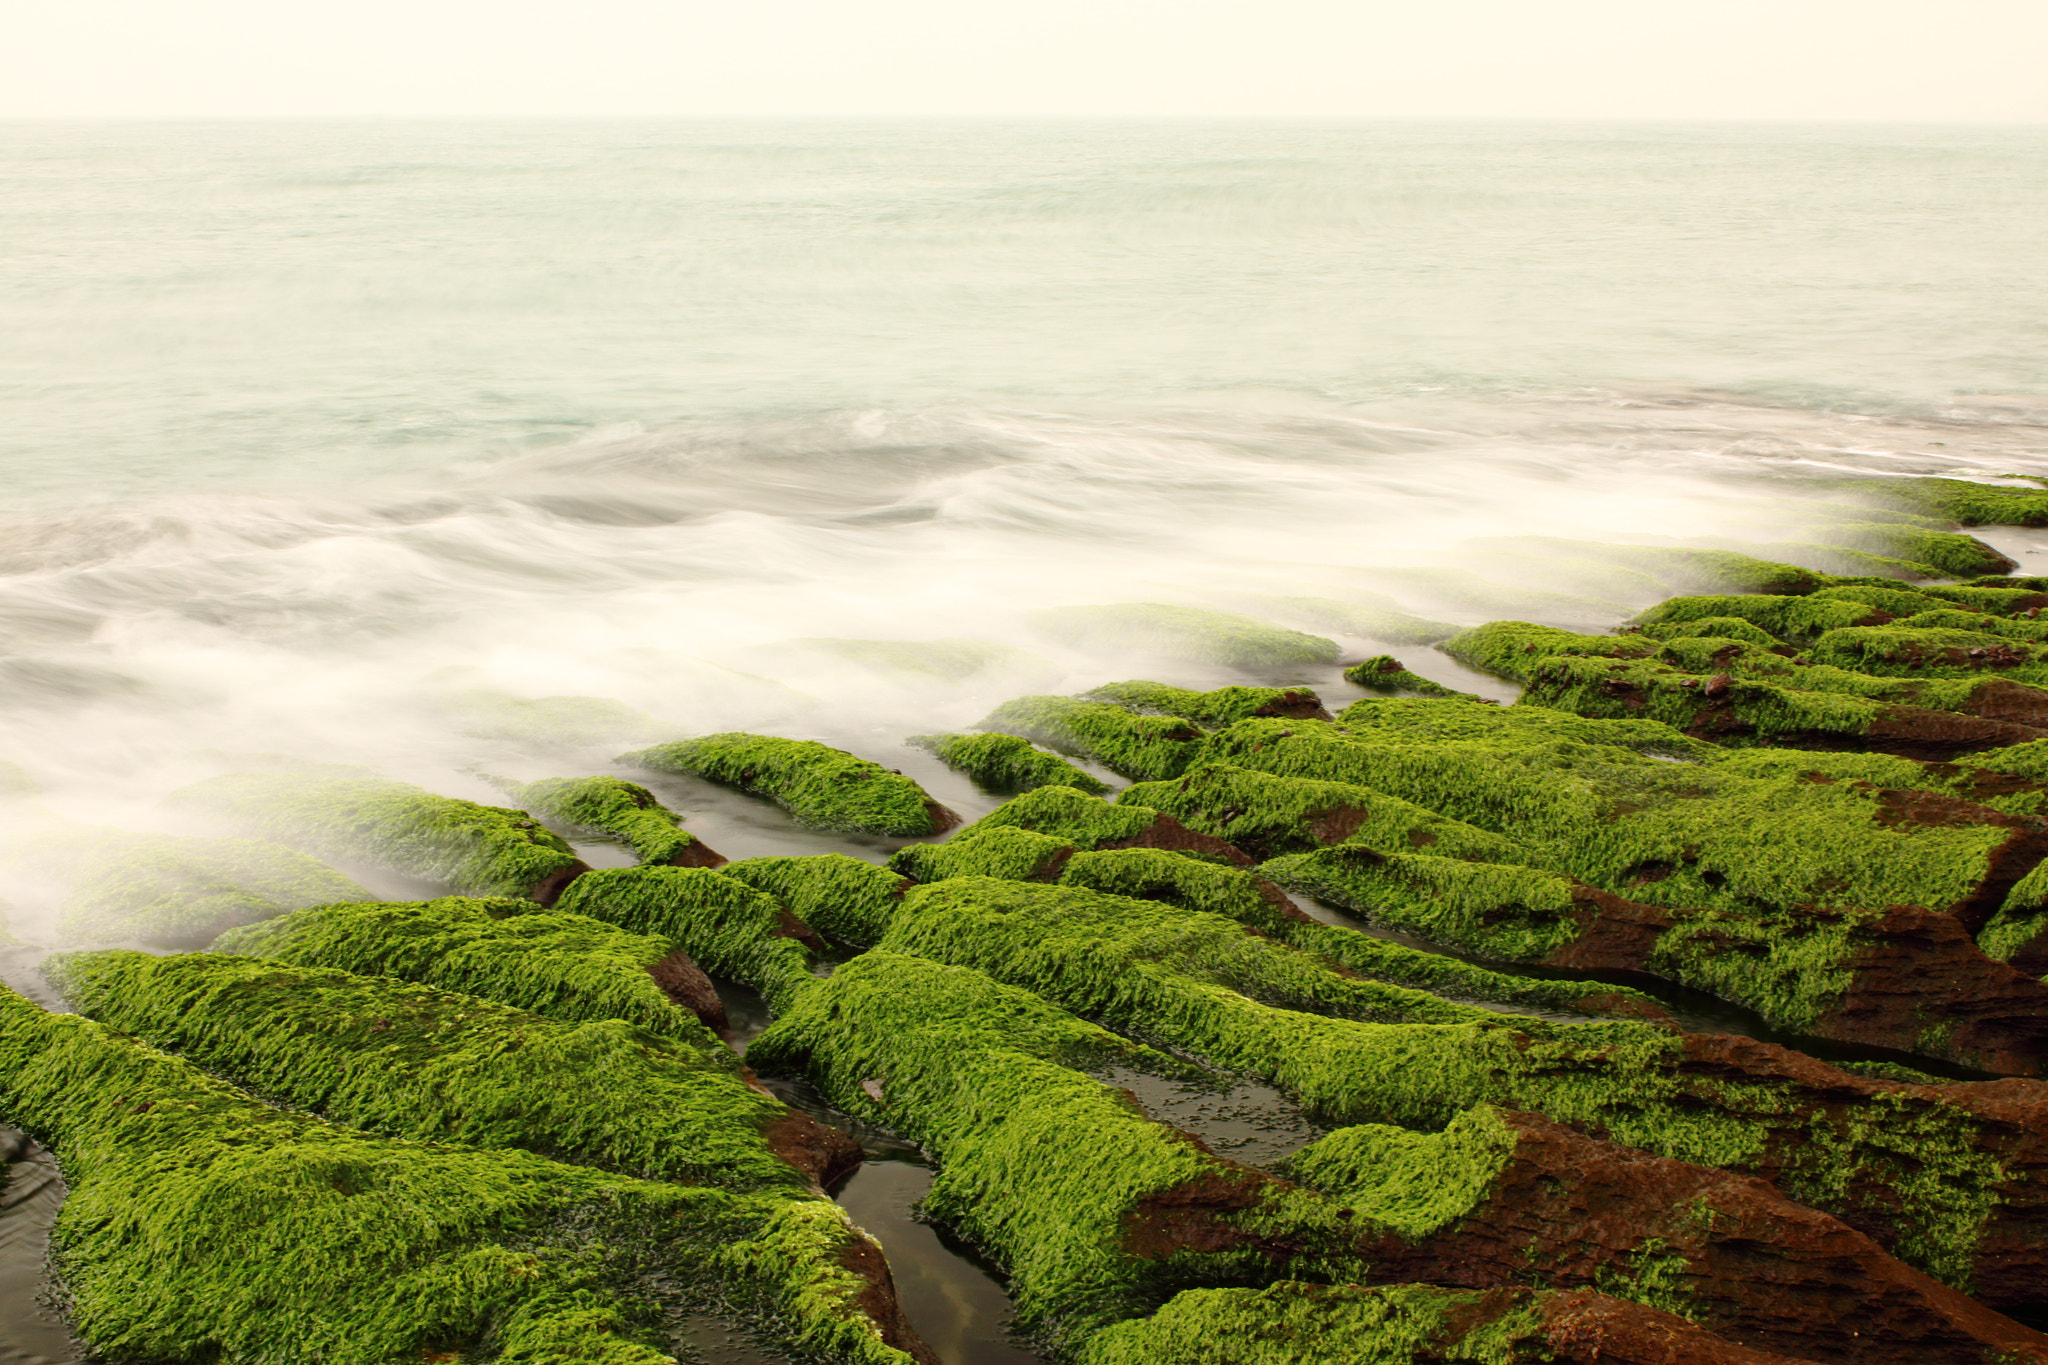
[1081,680,1330,727]
[1630,593,1881,644]
[717,854,910,947]
[168,771,589,902]
[0,987,918,1365]
[906,731,1109,796]
[513,775,723,866]
[888,826,1075,884]
[1028,603,1343,669]
[1340,655,1473,698]
[1833,476,2048,529]
[1120,762,1519,862]
[977,695,1205,781]
[213,895,731,1053]
[555,866,820,1010]
[619,733,955,837]
[57,834,369,947]
[46,950,809,1192]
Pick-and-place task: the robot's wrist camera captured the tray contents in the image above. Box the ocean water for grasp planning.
[1,119,2046,1361]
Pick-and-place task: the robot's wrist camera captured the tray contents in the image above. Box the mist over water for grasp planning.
[2,119,2047,913]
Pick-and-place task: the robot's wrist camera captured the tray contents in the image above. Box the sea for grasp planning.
[0,118,2045,1363]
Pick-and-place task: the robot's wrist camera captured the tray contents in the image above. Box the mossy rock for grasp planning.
[1630,593,1882,644]
[1833,476,2048,529]
[1029,603,1341,669]
[768,636,1048,683]
[620,732,955,837]
[1341,655,1473,698]
[213,895,730,1052]
[58,835,369,947]
[1081,679,1330,727]
[0,987,920,1365]
[168,772,588,902]
[908,731,1109,796]
[888,827,1075,884]
[717,854,909,947]
[977,694,1204,781]
[513,775,722,866]
[556,865,819,1008]
[444,689,675,748]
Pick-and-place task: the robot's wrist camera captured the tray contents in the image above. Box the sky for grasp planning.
[5,0,2046,121]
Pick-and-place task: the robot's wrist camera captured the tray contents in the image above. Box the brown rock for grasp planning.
[837,1229,941,1365]
[1101,811,1254,866]
[761,1108,865,1190]
[646,947,727,1032]
[525,858,592,906]
[1534,1289,1820,1365]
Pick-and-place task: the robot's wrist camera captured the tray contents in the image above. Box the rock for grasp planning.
[621,732,958,837]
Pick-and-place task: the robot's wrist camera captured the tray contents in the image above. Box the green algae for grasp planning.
[1261,846,1583,964]
[1075,1282,1557,1365]
[1817,520,2015,578]
[746,948,1356,1344]
[955,785,1167,849]
[1341,655,1473,698]
[717,854,909,947]
[57,834,370,947]
[1029,603,1342,669]
[1836,476,2048,528]
[168,771,587,899]
[1807,624,2047,678]
[1629,592,1880,643]
[977,694,1204,781]
[213,895,731,1053]
[46,950,808,1192]
[0,988,916,1365]
[619,732,951,837]
[778,636,1042,683]
[1121,762,1519,862]
[907,731,1109,795]
[1082,680,1328,728]
[556,866,819,1009]
[888,826,1075,884]
[513,775,714,865]
[1057,848,1658,1019]
[1282,1107,1518,1240]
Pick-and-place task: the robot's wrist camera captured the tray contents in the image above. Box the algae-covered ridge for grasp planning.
[167,770,590,902]
[620,732,956,837]
[512,774,723,866]
[0,985,919,1365]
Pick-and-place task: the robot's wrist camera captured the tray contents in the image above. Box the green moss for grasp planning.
[1833,476,2048,528]
[907,731,1109,795]
[1896,609,2048,641]
[879,877,1507,1032]
[513,776,711,865]
[57,835,370,947]
[1058,848,1656,1018]
[955,785,1163,849]
[1029,603,1343,669]
[555,867,818,1010]
[888,827,1075,884]
[842,878,2007,1289]
[1341,656,1473,698]
[1979,860,2048,962]
[1957,739,2048,783]
[1240,594,1461,646]
[1809,583,1975,617]
[46,950,805,1193]
[1807,625,2047,678]
[1816,520,2015,578]
[718,854,909,947]
[1261,847,1582,964]
[1440,621,1653,680]
[1282,1108,1517,1240]
[0,989,916,1365]
[977,695,1204,781]
[619,733,950,837]
[746,948,1358,1344]
[1075,1282,1560,1365]
[1630,593,1879,644]
[1637,616,1783,647]
[212,895,730,1053]
[1120,762,1519,862]
[168,772,586,900]
[1916,583,2048,613]
[1083,680,1329,727]
[1516,651,1888,744]
[1357,568,1622,626]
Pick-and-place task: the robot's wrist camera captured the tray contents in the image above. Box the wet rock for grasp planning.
[953,784,1253,865]
[907,730,1109,795]
[512,775,726,866]
[977,694,1205,781]
[1082,679,1333,725]
[1027,602,1342,670]
[620,732,958,837]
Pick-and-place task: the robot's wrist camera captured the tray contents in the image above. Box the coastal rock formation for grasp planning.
[620,731,959,836]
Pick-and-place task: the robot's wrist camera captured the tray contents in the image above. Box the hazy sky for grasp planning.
[7,0,2046,121]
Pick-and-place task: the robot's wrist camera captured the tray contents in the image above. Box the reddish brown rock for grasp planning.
[1533,1289,1820,1365]
[1100,812,1254,866]
[1363,1109,2048,1364]
[646,946,727,1032]
[526,858,593,906]
[761,1108,864,1191]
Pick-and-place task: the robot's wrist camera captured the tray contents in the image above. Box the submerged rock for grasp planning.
[620,732,957,837]
[512,774,726,866]
[1028,602,1342,669]
[58,834,369,947]
[907,730,1109,795]
[168,770,591,903]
